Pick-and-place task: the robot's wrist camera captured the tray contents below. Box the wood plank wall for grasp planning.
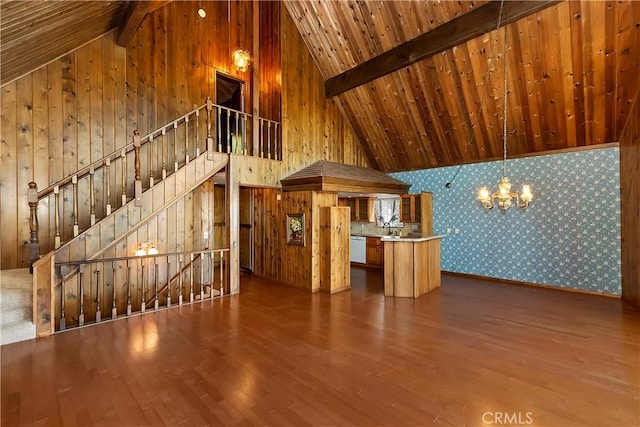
[251,188,338,291]
[0,1,371,271]
[0,1,269,269]
[620,87,640,308]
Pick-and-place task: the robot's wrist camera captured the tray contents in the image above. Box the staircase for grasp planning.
[1,269,36,345]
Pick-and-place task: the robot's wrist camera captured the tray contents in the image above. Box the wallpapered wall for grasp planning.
[391,147,621,295]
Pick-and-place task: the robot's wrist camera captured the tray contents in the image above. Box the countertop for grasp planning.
[380,234,445,243]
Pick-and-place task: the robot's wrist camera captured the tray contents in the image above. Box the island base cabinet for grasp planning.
[383,237,441,298]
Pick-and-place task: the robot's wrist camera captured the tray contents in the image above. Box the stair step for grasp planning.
[1,305,31,324]
[0,268,32,291]
[1,288,32,310]
[1,320,36,346]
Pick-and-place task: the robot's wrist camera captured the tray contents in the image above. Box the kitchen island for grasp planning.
[380,235,444,298]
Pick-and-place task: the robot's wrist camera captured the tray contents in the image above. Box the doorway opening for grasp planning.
[215,72,245,153]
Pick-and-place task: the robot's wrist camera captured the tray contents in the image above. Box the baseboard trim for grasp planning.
[442,271,620,299]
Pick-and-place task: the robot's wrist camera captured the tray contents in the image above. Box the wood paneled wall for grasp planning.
[620,87,640,308]
[0,1,277,269]
[279,7,370,177]
[252,188,338,291]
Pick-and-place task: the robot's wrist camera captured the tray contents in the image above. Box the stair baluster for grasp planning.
[54,185,61,248]
[95,264,101,322]
[72,175,79,237]
[220,251,224,296]
[200,254,205,300]
[178,254,184,305]
[166,256,172,308]
[161,129,167,179]
[173,122,179,172]
[206,97,214,159]
[189,253,194,303]
[78,265,85,326]
[133,131,142,207]
[149,134,155,188]
[120,149,127,207]
[195,108,201,157]
[153,257,159,310]
[89,167,96,226]
[111,262,117,319]
[105,158,112,215]
[140,257,146,313]
[267,121,272,160]
[126,260,132,316]
[185,115,190,164]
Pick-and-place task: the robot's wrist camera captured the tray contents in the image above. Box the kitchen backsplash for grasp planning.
[350,221,420,236]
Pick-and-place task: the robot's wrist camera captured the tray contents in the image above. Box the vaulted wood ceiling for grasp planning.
[285,0,640,172]
[2,1,639,173]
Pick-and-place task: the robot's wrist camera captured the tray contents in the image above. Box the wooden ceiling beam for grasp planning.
[325,0,562,98]
[116,0,171,47]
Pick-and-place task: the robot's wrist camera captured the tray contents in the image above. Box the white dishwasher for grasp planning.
[350,236,367,264]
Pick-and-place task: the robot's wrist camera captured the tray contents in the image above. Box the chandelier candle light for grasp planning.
[477,1,533,212]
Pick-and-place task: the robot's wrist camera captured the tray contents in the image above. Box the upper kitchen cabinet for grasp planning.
[400,192,433,234]
[340,197,373,222]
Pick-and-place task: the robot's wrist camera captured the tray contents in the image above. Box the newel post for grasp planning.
[133,130,143,207]
[28,182,40,268]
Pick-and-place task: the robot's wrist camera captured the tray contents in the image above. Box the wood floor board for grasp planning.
[2,268,639,426]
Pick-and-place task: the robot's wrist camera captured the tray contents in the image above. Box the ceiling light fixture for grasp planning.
[477,0,533,212]
[197,8,206,19]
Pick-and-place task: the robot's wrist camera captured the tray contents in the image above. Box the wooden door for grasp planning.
[239,187,253,271]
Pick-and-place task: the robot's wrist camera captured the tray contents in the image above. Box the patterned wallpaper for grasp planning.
[391,147,621,295]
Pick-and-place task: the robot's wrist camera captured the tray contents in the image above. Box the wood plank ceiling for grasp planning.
[284,0,640,172]
[2,1,639,173]
[0,1,128,86]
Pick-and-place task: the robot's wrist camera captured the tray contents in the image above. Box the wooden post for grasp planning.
[105,158,112,215]
[28,182,40,266]
[133,130,142,207]
[220,251,224,296]
[72,175,79,237]
[59,272,66,330]
[206,97,214,159]
[53,185,61,249]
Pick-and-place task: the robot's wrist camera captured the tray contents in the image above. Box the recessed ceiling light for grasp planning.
[197,8,206,19]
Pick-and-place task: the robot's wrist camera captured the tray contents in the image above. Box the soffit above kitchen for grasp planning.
[280,160,410,194]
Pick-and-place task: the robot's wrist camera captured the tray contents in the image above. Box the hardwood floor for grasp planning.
[2,268,639,426]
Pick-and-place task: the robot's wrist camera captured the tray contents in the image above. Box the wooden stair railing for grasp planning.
[27,98,282,267]
[54,249,229,331]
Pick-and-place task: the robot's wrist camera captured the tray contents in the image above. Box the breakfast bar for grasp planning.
[381,235,444,298]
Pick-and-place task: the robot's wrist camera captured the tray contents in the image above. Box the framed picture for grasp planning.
[286,213,305,246]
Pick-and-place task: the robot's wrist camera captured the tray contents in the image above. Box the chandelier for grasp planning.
[477,1,533,212]
[232,48,251,72]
